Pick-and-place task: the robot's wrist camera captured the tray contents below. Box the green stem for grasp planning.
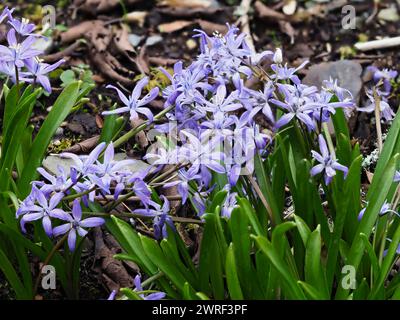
[83,211,204,225]
[141,271,165,288]
[322,122,336,159]
[113,105,174,149]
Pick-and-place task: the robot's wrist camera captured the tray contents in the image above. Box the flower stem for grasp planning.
[322,122,336,159]
[373,87,383,154]
[141,271,165,288]
[83,211,204,225]
[113,105,174,149]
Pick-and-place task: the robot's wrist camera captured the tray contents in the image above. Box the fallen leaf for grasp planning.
[255,1,289,21]
[157,0,220,9]
[158,20,193,33]
[74,0,141,14]
[124,11,148,27]
[196,19,227,34]
[114,25,135,54]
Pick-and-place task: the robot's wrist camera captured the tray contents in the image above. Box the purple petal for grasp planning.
[106,85,130,106]
[53,223,71,237]
[275,113,295,129]
[310,164,324,177]
[72,199,82,221]
[68,229,77,251]
[42,216,53,237]
[318,134,329,158]
[80,217,105,228]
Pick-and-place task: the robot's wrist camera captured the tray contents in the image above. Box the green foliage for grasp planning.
[0,81,88,299]
[108,105,400,300]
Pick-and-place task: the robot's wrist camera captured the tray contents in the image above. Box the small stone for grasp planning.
[43,154,150,176]
[55,127,64,137]
[282,0,297,15]
[128,34,143,47]
[186,39,197,50]
[303,60,363,103]
[145,35,163,47]
[32,37,53,54]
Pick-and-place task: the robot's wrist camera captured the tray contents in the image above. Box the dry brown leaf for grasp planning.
[60,20,102,43]
[64,136,100,154]
[113,25,135,55]
[158,20,193,33]
[94,228,134,290]
[255,1,289,21]
[157,0,220,9]
[156,5,222,17]
[148,56,179,66]
[130,118,149,149]
[135,45,150,75]
[278,20,296,44]
[196,19,227,34]
[124,11,148,27]
[74,0,141,14]
[366,170,374,184]
[42,40,85,63]
[95,114,104,129]
[91,51,133,85]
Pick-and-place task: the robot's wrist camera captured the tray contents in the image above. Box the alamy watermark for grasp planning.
[41,265,56,290]
[341,265,357,290]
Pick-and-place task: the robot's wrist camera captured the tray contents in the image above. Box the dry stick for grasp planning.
[236,0,255,53]
[247,174,275,226]
[97,195,182,202]
[112,105,174,150]
[355,36,400,52]
[83,211,203,225]
[373,87,383,154]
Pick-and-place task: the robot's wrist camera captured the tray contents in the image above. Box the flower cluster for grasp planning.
[18,24,359,249]
[17,142,158,248]
[120,24,354,212]
[310,134,348,185]
[0,7,64,93]
[357,66,398,122]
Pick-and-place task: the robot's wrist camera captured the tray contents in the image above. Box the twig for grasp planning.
[42,39,85,63]
[236,0,255,53]
[247,175,275,226]
[365,0,380,25]
[355,37,400,52]
[373,87,383,154]
[84,212,204,225]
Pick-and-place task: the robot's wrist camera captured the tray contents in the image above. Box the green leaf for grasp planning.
[0,247,27,299]
[225,243,244,299]
[140,235,187,293]
[18,82,81,196]
[294,215,311,246]
[305,225,329,299]
[237,197,265,236]
[336,154,399,299]
[298,281,325,300]
[252,235,305,299]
